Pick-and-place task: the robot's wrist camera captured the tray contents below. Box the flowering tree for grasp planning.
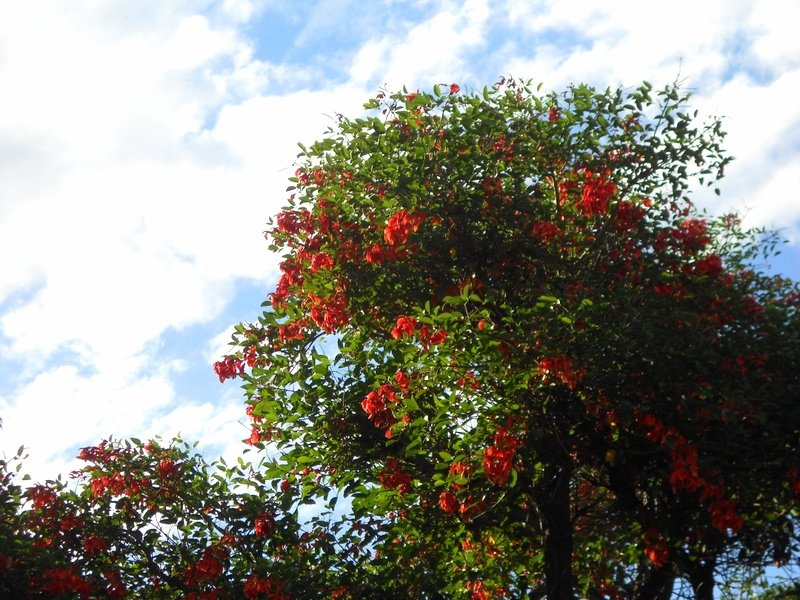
[2,80,799,599]
[213,79,800,599]
[0,436,355,598]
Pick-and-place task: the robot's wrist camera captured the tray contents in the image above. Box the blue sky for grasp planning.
[1,0,799,484]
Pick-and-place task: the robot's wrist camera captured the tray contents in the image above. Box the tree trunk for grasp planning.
[534,457,575,600]
[688,558,715,600]
[633,566,675,600]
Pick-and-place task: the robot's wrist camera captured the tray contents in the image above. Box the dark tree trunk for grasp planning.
[533,457,575,600]
[688,558,715,600]
[633,566,675,600]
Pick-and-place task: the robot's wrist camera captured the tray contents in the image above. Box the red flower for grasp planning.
[274,208,312,234]
[531,220,561,243]
[28,484,57,509]
[689,254,723,278]
[213,355,244,382]
[643,528,669,567]
[708,498,743,532]
[467,580,490,600]
[40,568,91,598]
[157,459,178,480]
[449,83,460,94]
[391,316,417,339]
[483,427,521,485]
[439,491,459,514]
[449,461,471,490]
[365,243,384,264]
[483,446,514,485]
[394,370,410,391]
[378,458,412,493]
[185,546,227,585]
[82,534,109,555]
[254,511,275,538]
[244,574,289,599]
[580,169,616,217]
[361,383,399,431]
[384,209,424,246]
[538,355,583,389]
[307,292,349,333]
[309,252,334,273]
[614,200,644,231]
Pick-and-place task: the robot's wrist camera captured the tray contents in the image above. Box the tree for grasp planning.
[2,79,799,599]
[0,436,354,598]
[215,78,800,598]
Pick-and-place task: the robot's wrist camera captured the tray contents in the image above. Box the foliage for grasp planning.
[0,437,350,598]
[217,78,800,599]
[1,79,799,599]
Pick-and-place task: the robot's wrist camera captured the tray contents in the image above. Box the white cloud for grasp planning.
[345,0,491,89]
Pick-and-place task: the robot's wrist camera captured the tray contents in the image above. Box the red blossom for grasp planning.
[378,458,412,494]
[614,200,644,231]
[538,355,583,389]
[708,498,743,532]
[309,252,334,273]
[246,426,264,446]
[40,568,92,598]
[467,580,491,600]
[82,534,110,555]
[531,220,561,243]
[365,243,384,264]
[214,355,244,383]
[449,83,460,94]
[28,484,57,509]
[278,320,306,344]
[254,511,276,538]
[185,545,227,586]
[394,370,411,391]
[643,528,669,567]
[449,461,471,491]
[439,490,459,514]
[361,383,399,431]
[391,316,417,339]
[244,574,290,599]
[384,209,424,246]
[307,292,349,333]
[157,459,178,480]
[274,208,312,235]
[580,169,616,217]
[688,254,723,278]
[483,427,521,486]
[59,513,83,532]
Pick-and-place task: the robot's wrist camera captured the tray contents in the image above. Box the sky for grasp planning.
[1,0,799,485]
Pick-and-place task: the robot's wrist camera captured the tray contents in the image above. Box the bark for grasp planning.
[633,566,675,600]
[533,456,576,600]
[688,558,715,600]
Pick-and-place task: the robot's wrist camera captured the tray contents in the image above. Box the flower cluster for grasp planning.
[537,355,583,389]
[483,427,522,486]
[383,209,424,247]
[580,169,616,217]
[213,355,244,383]
[636,413,743,533]
[378,458,412,494]
[244,574,291,599]
[361,383,399,432]
[390,315,447,350]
